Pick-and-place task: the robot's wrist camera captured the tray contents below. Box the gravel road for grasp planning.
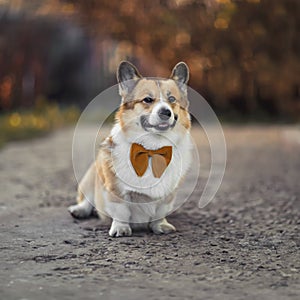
[0,125,299,300]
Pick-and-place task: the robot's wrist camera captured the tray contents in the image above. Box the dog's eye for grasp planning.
[168,96,176,103]
[143,97,154,104]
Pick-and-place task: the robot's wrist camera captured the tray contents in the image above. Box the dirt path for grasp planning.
[0,125,299,300]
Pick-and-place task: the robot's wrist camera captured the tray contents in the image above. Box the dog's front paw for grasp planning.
[109,220,132,237]
[150,218,176,234]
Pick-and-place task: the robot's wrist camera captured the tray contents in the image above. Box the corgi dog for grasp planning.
[68,61,193,237]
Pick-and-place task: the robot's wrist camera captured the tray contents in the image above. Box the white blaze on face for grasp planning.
[148,81,174,126]
[157,80,165,103]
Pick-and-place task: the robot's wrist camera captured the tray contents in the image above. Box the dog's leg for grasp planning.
[94,167,109,222]
[68,163,95,219]
[68,193,94,219]
[150,198,176,234]
[105,194,132,237]
[109,218,132,237]
[150,218,176,234]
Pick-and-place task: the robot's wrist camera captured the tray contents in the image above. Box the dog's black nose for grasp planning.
[158,108,172,120]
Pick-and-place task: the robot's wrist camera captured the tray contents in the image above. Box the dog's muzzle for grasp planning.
[140,114,178,132]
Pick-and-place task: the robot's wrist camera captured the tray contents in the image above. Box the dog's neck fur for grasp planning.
[108,121,192,200]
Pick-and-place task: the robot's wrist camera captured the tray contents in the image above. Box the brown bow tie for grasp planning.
[130,143,172,178]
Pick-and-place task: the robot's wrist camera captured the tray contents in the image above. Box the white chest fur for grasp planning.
[110,124,193,200]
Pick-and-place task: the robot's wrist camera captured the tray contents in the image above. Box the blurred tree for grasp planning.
[0,0,299,120]
[65,0,300,119]
[0,3,91,110]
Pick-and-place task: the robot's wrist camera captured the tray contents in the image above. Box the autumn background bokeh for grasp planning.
[0,0,299,145]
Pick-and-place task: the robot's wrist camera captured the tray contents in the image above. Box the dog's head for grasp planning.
[116,61,191,136]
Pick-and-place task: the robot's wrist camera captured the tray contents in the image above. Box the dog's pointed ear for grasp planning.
[117,61,142,97]
[170,62,189,94]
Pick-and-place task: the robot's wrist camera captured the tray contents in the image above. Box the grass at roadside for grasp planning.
[0,100,79,148]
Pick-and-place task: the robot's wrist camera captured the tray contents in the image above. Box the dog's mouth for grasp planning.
[140,115,178,132]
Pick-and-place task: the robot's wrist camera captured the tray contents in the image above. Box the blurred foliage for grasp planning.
[68,0,300,120]
[0,98,79,147]
[0,0,299,121]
